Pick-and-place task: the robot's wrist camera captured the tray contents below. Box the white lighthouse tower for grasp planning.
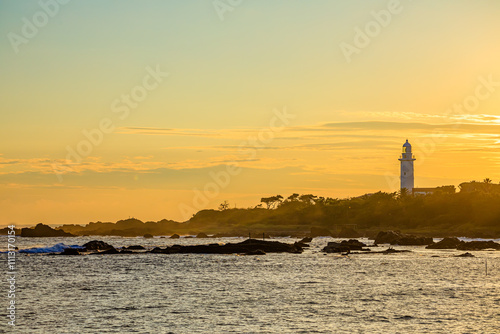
[399,139,416,192]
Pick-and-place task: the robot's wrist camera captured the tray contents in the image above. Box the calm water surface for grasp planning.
[1,236,499,333]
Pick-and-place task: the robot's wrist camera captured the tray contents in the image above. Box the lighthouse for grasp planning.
[399,139,416,192]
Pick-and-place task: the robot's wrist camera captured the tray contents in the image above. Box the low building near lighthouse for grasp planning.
[412,186,455,196]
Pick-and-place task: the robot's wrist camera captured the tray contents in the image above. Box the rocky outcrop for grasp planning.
[322,239,369,253]
[375,231,433,245]
[143,234,154,238]
[21,224,74,237]
[93,248,119,255]
[426,237,462,249]
[374,231,402,244]
[426,238,500,250]
[170,233,180,239]
[457,240,500,251]
[300,237,313,243]
[59,248,80,255]
[196,232,209,238]
[455,252,474,257]
[361,248,412,255]
[125,245,145,250]
[82,240,114,251]
[149,239,303,255]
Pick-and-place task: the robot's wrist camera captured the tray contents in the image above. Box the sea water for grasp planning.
[1,237,499,333]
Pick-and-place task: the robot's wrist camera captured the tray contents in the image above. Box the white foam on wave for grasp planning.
[18,243,84,254]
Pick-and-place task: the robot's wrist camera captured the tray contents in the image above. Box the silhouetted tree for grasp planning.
[261,195,283,209]
[218,200,230,211]
[299,194,317,205]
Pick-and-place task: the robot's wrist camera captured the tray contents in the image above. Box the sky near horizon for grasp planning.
[1,0,500,226]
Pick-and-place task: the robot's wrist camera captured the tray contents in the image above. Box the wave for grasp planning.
[18,243,84,254]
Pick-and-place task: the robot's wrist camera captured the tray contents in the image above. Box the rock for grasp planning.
[59,248,80,255]
[382,247,409,254]
[455,252,475,257]
[300,237,313,243]
[126,245,145,250]
[196,232,209,238]
[244,249,266,255]
[375,231,433,245]
[310,227,333,237]
[322,239,368,253]
[427,238,500,251]
[21,223,74,237]
[360,247,412,255]
[170,234,180,239]
[341,239,367,249]
[93,247,119,255]
[143,234,154,238]
[82,240,114,251]
[457,240,500,251]
[374,231,403,244]
[148,238,303,255]
[150,247,164,254]
[337,227,361,238]
[322,242,351,254]
[426,237,462,249]
[396,236,434,245]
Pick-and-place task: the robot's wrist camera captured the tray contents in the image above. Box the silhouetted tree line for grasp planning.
[49,179,500,238]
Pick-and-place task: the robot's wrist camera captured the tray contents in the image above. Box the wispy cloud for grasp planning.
[118,127,223,137]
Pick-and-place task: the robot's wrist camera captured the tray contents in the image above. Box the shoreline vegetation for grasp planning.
[3,181,500,239]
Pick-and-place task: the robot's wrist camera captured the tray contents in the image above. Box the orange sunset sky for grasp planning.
[1,0,500,226]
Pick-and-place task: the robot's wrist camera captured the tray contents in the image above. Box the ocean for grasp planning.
[1,236,499,333]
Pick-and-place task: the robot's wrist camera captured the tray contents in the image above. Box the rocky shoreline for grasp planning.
[47,231,500,257]
[57,239,305,256]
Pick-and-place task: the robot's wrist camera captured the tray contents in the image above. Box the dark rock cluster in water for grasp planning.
[374,231,433,245]
[82,240,114,251]
[59,248,81,255]
[150,239,303,255]
[427,237,500,250]
[56,238,304,256]
[455,252,475,257]
[322,239,370,253]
